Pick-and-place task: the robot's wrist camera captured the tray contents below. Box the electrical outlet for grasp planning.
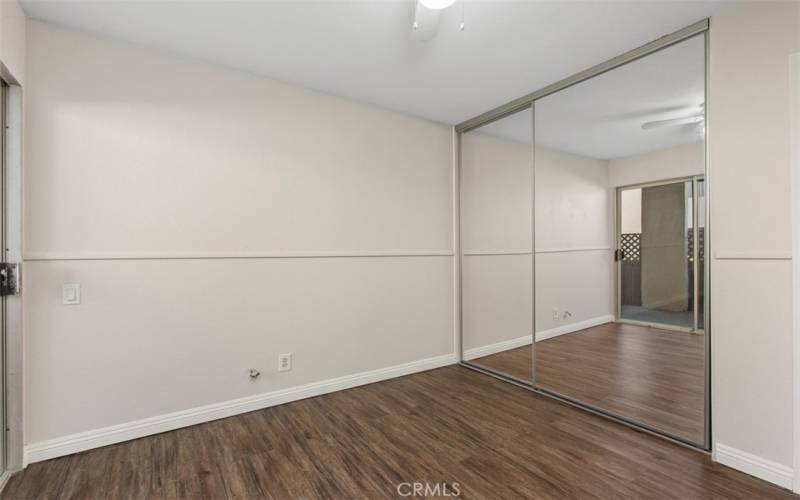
[552,308,559,321]
[278,353,292,372]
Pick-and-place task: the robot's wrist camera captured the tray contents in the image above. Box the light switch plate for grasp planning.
[278,353,292,372]
[62,284,81,305]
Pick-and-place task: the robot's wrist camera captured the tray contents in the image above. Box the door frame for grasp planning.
[614,175,705,334]
[0,63,24,475]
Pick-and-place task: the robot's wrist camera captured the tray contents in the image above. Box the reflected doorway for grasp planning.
[616,176,704,333]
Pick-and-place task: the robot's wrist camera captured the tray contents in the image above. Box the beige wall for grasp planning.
[23,20,455,449]
[535,145,613,333]
[710,0,799,472]
[0,0,25,84]
[461,130,612,356]
[461,130,533,355]
[608,140,704,188]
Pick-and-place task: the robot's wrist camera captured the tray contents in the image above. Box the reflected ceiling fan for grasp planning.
[641,104,704,130]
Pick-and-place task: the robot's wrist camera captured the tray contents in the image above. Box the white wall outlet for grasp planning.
[552,308,559,321]
[278,353,292,372]
[62,284,81,305]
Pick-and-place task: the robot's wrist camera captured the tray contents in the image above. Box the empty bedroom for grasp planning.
[0,0,797,498]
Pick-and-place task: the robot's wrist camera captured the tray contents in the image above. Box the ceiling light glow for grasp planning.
[419,0,457,10]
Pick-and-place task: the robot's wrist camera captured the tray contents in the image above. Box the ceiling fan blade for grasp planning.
[641,115,703,130]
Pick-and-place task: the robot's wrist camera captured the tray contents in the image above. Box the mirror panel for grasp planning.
[460,106,533,383]
[533,34,706,445]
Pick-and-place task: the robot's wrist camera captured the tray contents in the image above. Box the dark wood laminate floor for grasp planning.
[5,365,791,500]
[472,322,705,444]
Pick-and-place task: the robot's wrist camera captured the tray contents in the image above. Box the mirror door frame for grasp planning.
[456,20,710,451]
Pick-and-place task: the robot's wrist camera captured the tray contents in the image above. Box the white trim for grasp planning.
[715,444,794,489]
[23,352,457,465]
[463,250,532,256]
[535,246,611,254]
[462,247,611,257]
[713,251,792,260]
[789,51,800,494]
[535,315,616,342]
[22,250,455,262]
[463,335,532,360]
[463,315,615,361]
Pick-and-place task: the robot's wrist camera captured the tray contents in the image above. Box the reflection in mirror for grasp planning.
[460,107,533,383]
[619,180,695,329]
[533,34,706,445]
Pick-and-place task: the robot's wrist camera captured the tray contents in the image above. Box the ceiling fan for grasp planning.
[641,104,704,130]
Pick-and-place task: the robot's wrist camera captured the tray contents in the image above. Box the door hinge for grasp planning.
[0,263,20,296]
[614,249,625,262]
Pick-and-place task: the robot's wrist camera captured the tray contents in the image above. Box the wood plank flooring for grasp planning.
[472,322,705,444]
[4,365,792,499]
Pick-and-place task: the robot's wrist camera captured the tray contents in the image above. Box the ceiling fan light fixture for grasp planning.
[419,0,457,10]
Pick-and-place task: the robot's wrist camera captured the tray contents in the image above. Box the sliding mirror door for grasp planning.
[460,106,533,383]
[533,33,707,446]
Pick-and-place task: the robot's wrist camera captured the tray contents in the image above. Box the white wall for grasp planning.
[460,129,532,354]
[608,140,704,188]
[461,130,612,356]
[535,145,612,333]
[23,20,455,451]
[709,0,799,484]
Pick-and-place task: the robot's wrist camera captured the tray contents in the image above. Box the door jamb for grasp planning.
[0,63,24,473]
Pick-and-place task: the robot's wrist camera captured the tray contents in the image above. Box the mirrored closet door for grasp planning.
[460,106,533,383]
[458,21,708,449]
[533,33,707,446]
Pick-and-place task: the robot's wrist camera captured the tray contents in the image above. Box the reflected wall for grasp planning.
[533,34,707,446]
[460,107,533,383]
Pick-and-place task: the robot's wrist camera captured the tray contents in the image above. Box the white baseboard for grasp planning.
[535,315,615,342]
[24,352,457,465]
[714,443,794,489]
[463,335,532,360]
[463,314,615,361]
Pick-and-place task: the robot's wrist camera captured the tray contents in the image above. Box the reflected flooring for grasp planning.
[621,304,695,329]
[4,365,792,499]
[471,322,705,444]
